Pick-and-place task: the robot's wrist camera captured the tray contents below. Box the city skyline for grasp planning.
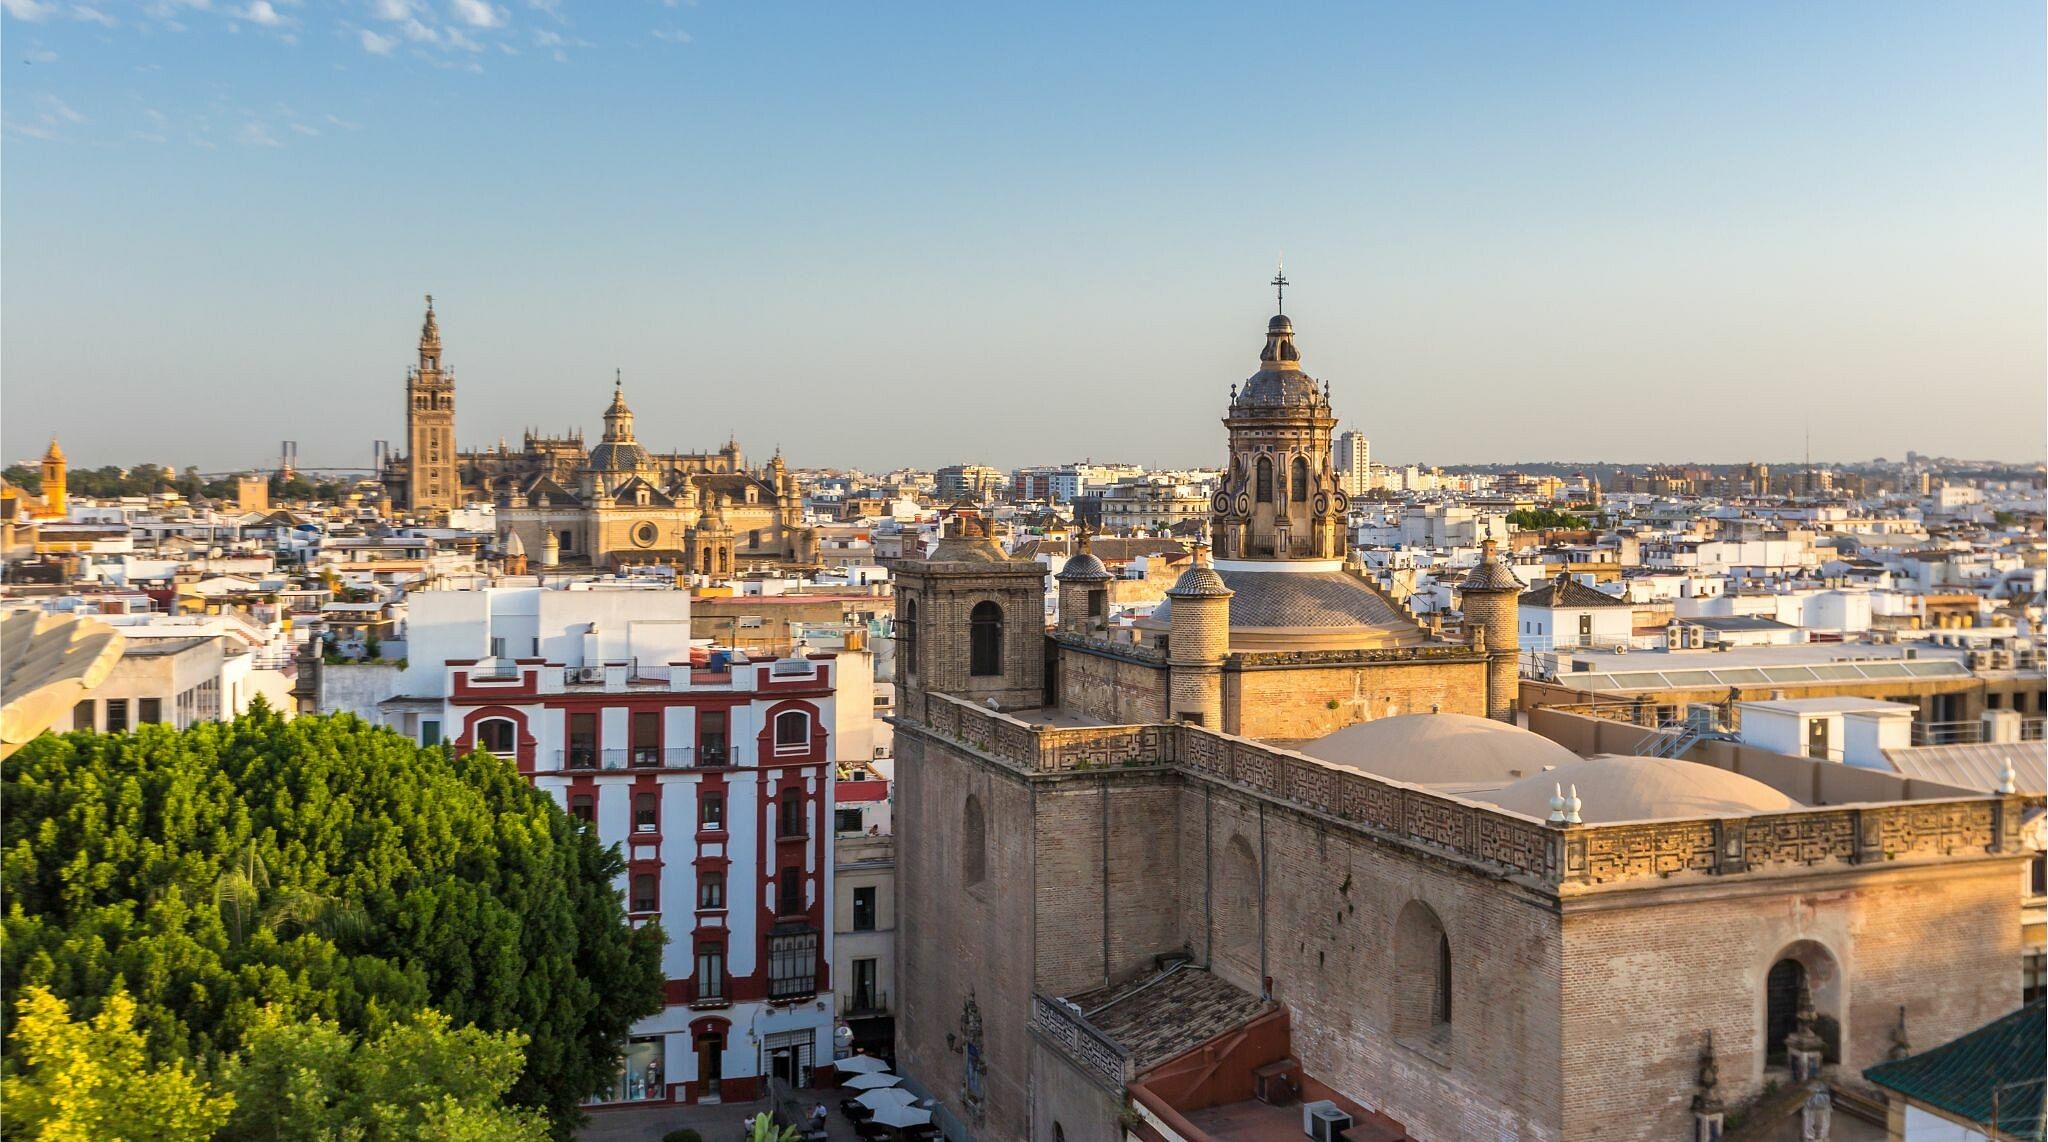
[4,2,2043,470]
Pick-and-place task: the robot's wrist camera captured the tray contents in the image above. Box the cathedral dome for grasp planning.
[1300,713,1579,788]
[587,440,653,473]
[1233,312,1326,410]
[1479,755,1799,823]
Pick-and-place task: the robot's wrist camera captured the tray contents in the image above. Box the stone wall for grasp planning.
[893,728,1039,1140]
[1055,642,1168,726]
[1194,780,1566,1141]
[1559,859,2024,1140]
[1227,655,1489,739]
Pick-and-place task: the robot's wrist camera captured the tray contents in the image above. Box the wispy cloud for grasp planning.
[324,113,361,130]
[69,4,114,26]
[359,27,393,53]
[237,120,279,146]
[447,0,499,28]
[370,0,409,18]
[650,27,688,43]
[289,121,318,135]
[23,45,58,62]
[1,0,59,22]
[3,93,86,140]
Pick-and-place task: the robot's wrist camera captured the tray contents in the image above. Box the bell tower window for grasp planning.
[969,601,1003,677]
[1255,457,1273,503]
[1292,456,1310,501]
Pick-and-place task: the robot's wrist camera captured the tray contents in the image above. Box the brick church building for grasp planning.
[887,303,2026,1140]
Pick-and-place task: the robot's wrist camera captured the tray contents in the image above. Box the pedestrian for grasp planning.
[811,1101,829,1133]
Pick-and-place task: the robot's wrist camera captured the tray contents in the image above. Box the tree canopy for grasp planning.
[1506,507,1590,531]
[2,706,666,1132]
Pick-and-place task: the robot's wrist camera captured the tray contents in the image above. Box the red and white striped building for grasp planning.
[364,583,868,1105]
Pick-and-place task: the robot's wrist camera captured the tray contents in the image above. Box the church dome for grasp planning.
[1141,565,1422,651]
[1479,755,1800,823]
[1233,312,1326,409]
[1300,713,1579,787]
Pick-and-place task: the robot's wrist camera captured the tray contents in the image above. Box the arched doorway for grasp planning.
[1764,940,1842,1068]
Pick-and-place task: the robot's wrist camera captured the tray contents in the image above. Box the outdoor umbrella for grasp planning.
[842,1070,902,1090]
[856,1087,919,1110]
[868,1104,934,1130]
[834,1054,891,1075]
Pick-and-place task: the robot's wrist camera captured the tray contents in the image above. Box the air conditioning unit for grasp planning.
[1252,1057,1300,1106]
[576,666,603,683]
[1967,651,1989,671]
[1302,1100,1352,1141]
[1613,644,1629,655]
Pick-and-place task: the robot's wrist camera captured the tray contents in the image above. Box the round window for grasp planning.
[632,521,659,548]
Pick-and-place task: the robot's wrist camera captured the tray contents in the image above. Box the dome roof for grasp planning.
[588,441,653,473]
[1479,755,1800,823]
[1300,713,1579,788]
[1236,368,1322,407]
[1167,562,1231,598]
[1055,552,1112,582]
[1142,567,1421,650]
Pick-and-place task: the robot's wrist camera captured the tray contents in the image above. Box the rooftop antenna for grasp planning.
[1271,256,1288,315]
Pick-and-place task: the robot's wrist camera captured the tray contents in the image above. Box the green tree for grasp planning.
[3,985,236,1141]
[1506,507,1588,531]
[3,463,41,493]
[220,1006,549,1141]
[3,706,665,1132]
[743,1114,801,1142]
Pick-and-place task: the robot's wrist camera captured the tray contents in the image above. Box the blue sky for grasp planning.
[4,1,2042,473]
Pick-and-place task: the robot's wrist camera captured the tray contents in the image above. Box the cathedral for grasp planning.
[883,299,2023,1141]
[378,297,815,571]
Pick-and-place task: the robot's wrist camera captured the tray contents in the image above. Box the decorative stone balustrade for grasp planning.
[1028,993,1131,1092]
[915,694,2022,891]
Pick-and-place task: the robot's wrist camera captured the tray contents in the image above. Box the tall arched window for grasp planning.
[1222,834,1260,962]
[1392,900,1452,1045]
[900,597,919,675]
[969,601,1002,677]
[1255,456,1274,503]
[476,718,515,755]
[1291,456,1310,502]
[778,788,804,838]
[963,795,987,886]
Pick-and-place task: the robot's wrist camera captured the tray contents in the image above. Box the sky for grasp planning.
[3,1,2043,474]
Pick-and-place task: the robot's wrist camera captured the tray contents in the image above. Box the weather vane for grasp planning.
[1271,257,1288,315]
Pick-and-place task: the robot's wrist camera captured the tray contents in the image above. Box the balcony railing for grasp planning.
[559,747,704,771]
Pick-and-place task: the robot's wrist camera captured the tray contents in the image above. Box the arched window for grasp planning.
[963,795,987,887]
[900,597,919,675]
[1392,900,1452,1045]
[775,710,810,750]
[476,718,516,755]
[1291,456,1310,501]
[969,601,1002,677]
[1765,958,1804,1064]
[1255,456,1274,503]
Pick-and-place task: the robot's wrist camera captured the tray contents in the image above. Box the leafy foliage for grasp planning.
[2,706,666,1131]
[219,1006,550,1140]
[1506,507,1589,531]
[3,985,236,1141]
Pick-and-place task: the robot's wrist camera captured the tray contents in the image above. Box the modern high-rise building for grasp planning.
[1334,429,1371,497]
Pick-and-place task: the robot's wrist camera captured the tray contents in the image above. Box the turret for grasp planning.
[35,438,67,519]
[1054,525,1114,638]
[540,527,561,568]
[1166,540,1233,728]
[1458,539,1522,722]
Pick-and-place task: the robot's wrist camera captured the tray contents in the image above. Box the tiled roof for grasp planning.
[1864,1000,2044,1140]
[1151,568,1414,631]
[1065,968,1272,1074]
[1881,743,2044,795]
[1520,575,1631,609]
